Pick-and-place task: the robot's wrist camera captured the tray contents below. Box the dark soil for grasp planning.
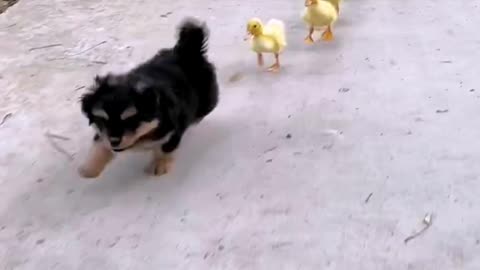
[0,0,18,14]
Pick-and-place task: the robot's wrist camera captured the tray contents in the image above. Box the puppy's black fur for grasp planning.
[81,19,219,154]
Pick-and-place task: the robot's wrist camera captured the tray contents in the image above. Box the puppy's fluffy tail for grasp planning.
[174,18,208,60]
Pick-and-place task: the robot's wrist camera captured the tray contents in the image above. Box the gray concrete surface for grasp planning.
[1,0,480,269]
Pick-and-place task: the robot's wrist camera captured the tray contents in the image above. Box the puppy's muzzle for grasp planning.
[109,137,121,147]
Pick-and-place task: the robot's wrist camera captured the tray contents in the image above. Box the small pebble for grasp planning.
[36,239,45,245]
[228,72,244,83]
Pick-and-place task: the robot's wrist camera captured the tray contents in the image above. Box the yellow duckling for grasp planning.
[246,18,287,72]
[325,0,341,13]
[302,0,338,44]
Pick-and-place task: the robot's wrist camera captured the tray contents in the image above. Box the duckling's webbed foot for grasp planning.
[304,27,315,44]
[321,25,334,41]
[267,53,281,72]
[267,64,280,72]
[304,35,314,44]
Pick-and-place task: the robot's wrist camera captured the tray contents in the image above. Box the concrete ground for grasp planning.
[1,0,480,269]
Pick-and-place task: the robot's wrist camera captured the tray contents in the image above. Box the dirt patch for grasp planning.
[0,0,18,14]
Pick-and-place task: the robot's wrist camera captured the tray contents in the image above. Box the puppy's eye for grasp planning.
[120,106,138,120]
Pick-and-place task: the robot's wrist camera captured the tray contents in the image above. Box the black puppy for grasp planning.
[79,18,219,178]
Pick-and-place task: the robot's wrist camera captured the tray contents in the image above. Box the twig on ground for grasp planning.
[263,146,278,154]
[160,11,173,18]
[0,113,12,126]
[404,213,433,244]
[28,43,62,52]
[364,192,373,203]
[69,41,107,56]
[46,41,107,62]
[45,132,74,161]
[90,60,107,65]
[4,23,17,29]
[45,131,71,141]
[228,72,244,83]
[74,86,86,92]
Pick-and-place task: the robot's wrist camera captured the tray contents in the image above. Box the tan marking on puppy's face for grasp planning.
[92,108,109,119]
[110,119,160,151]
[126,131,173,152]
[120,106,138,120]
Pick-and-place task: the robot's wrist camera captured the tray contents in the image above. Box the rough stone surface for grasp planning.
[1,0,480,269]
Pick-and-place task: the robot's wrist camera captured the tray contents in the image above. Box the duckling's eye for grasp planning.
[253,25,257,28]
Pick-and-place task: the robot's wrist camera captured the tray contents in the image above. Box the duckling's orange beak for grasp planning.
[244,31,252,41]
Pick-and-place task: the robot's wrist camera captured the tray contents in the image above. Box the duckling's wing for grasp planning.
[325,0,340,13]
[264,19,287,48]
[312,1,338,25]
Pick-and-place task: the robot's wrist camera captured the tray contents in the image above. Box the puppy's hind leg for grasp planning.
[78,137,114,178]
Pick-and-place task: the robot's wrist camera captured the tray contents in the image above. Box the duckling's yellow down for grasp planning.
[249,19,287,54]
[325,0,341,13]
[302,0,338,28]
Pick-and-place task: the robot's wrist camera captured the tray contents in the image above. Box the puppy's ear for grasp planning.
[81,75,105,120]
[90,74,108,93]
[80,92,96,124]
[95,73,117,87]
[94,75,103,85]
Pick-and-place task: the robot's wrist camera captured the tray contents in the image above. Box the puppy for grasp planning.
[79,18,219,178]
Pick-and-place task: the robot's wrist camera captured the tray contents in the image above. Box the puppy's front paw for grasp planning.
[154,157,173,176]
[78,165,101,179]
[78,142,113,179]
[145,156,174,176]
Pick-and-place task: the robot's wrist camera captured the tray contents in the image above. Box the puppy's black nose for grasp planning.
[109,137,121,147]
